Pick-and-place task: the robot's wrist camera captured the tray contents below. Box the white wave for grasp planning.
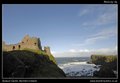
[59,61,95,68]
[73,59,79,62]
[60,61,87,66]
[58,61,100,77]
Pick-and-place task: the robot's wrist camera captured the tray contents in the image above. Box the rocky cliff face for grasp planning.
[3,50,66,78]
[3,35,66,78]
[90,55,117,78]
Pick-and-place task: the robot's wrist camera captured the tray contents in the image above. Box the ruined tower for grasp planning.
[44,46,51,55]
[20,35,42,50]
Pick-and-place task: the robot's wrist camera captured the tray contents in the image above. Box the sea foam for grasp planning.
[58,61,100,77]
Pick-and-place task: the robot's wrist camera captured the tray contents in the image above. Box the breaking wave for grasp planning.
[58,61,100,77]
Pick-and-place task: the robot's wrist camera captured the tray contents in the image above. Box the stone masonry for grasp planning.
[2,35,51,55]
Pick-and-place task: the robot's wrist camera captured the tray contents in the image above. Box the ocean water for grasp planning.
[55,57,90,65]
[55,57,100,77]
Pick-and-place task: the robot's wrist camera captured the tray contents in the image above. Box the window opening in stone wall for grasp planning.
[13,46,15,50]
[34,43,36,46]
[18,45,21,49]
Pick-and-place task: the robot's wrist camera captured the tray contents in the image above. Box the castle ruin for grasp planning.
[44,46,51,55]
[2,35,51,55]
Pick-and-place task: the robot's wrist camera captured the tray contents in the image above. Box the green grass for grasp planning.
[91,55,117,64]
[22,48,47,55]
[49,54,57,64]
[21,48,57,64]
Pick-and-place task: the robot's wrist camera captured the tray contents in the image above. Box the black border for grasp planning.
[1,0,119,82]
[1,0,107,4]
[1,0,118,4]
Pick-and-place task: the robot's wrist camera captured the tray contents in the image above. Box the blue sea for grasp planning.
[55,57,100,77]
[55,57,90,65]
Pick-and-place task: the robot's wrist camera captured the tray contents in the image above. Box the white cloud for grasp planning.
[69,49,77,53]
[86,36,106,43]
[92,27,117,37]
[76,5,117,47]
[79,49,90,52]
[115,45,118,51]
[82,12,117,26]
[81,5,117,27]
[53,47,117,57]
[69,49,90,53]
[51,51,57,54]
[91,47,118,55]
[79,9,89,16]
[113,45,118,54]
[73,27,117,47]
[72,36,105,47]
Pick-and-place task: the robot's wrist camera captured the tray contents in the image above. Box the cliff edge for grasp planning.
[90,55,117,78]
[3,35,66,78]
[3,50,66,78]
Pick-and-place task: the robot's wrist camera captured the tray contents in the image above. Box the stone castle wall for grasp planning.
[3,35,42,51]
[44,46,51,55]
[2,35,51,55]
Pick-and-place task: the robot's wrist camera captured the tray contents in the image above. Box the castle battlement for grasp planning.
[2,35,51,55]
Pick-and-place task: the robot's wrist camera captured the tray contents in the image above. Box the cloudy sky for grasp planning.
[2,4,118,57]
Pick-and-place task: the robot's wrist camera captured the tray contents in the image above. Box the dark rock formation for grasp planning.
[3,50,66,78]
[90,55,117,78]
[93,65,116,77]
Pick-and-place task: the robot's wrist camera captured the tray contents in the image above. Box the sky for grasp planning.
[2,4,118,57]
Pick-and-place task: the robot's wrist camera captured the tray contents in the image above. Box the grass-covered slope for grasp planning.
[23,48,57,64]
[3,50,66,78]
